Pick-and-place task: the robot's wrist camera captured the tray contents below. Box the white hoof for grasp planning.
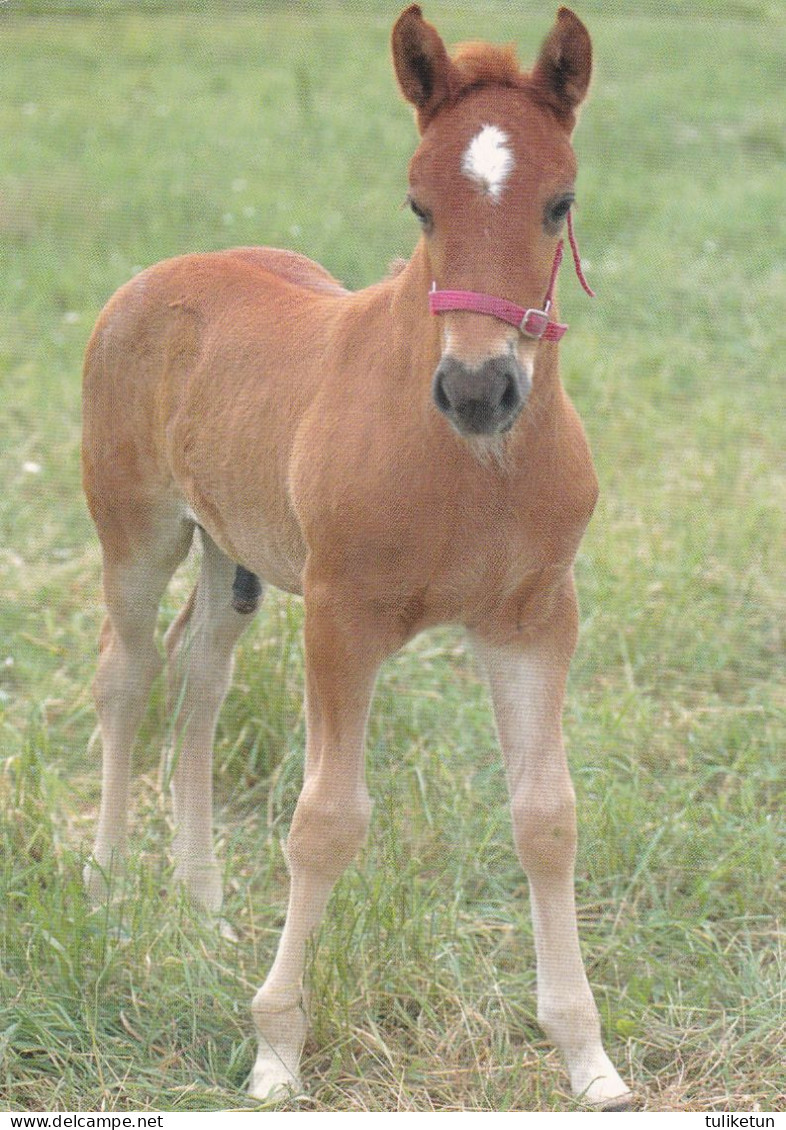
[83,856,119,903]
[248,1054,302,1103]
[173,857,223,916]
[571,1054,633,1109]
[249,991,308,1103]
[217,916,238,943]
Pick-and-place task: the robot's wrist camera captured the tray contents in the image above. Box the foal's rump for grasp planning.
[82,247,350,588]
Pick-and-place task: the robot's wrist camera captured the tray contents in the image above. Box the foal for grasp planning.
[82,5,631,1108]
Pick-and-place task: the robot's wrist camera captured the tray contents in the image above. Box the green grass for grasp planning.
[1,0,784,1113]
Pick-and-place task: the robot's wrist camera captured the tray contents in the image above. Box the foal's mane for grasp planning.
[451,41,529,94]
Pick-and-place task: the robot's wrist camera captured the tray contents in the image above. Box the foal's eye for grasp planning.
[545,194,575,231]
[407,195,433,232]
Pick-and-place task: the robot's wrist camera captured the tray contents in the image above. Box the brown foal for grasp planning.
[82,5,631,1108]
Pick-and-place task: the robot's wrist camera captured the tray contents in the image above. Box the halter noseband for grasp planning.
[428,210,594,342]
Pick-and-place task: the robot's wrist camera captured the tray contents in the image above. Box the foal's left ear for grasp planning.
[530,7,592,129]
[392,5,457,133]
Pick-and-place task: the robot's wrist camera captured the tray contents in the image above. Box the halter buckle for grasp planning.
[519,307,550,339]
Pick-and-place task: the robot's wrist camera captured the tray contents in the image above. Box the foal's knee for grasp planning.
[287,778,372,880]
[93,629,162,716]
[511,780,577,879]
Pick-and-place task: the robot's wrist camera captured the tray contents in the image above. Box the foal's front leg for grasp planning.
[474,584,631,1108]
[249,583,391,1101]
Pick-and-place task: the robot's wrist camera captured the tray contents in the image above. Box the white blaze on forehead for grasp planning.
[461,124,515,201]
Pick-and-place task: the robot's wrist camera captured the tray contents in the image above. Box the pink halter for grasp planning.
[429,210,594,341]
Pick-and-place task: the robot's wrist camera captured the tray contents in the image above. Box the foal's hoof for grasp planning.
[581,1078,634,1110]
[217,916,239,943]
[83,857,116,903]
[248,1057,303,1104]
[571,1057,633,1110]
[600,1094,637,1112]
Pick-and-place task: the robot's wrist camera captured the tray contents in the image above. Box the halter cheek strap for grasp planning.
[428,210,594,341]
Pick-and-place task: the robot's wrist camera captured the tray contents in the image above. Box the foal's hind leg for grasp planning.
[85,517,194,901]
[474,582,631,1109]
[164,530,261,914]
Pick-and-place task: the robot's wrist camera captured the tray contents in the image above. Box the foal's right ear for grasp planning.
[392,5,456,133]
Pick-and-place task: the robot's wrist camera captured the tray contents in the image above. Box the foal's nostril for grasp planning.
[500,374,520,414]
[433,372,451,415]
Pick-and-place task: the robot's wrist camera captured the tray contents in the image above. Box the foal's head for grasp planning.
[392,6,592,438]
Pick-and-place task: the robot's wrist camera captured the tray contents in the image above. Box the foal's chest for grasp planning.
[294,401,598,638]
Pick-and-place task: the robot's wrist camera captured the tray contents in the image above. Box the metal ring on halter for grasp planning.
[519,307,550,339]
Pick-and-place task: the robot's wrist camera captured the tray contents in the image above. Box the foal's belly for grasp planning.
[181,485,307,597]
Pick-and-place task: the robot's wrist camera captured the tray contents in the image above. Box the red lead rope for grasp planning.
[429,209,594,341]
[567,209,595,299]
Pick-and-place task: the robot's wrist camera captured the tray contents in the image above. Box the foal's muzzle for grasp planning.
[432,353,530,436]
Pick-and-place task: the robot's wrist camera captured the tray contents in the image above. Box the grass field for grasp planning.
[1,0,784,1114]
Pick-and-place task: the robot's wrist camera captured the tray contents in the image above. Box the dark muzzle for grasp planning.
[432,353,530,436]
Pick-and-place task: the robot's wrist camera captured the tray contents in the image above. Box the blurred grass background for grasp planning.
[1,0,784,1112]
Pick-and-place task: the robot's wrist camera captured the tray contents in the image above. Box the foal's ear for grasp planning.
[530,7,592,129]
[392,5,456,132]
